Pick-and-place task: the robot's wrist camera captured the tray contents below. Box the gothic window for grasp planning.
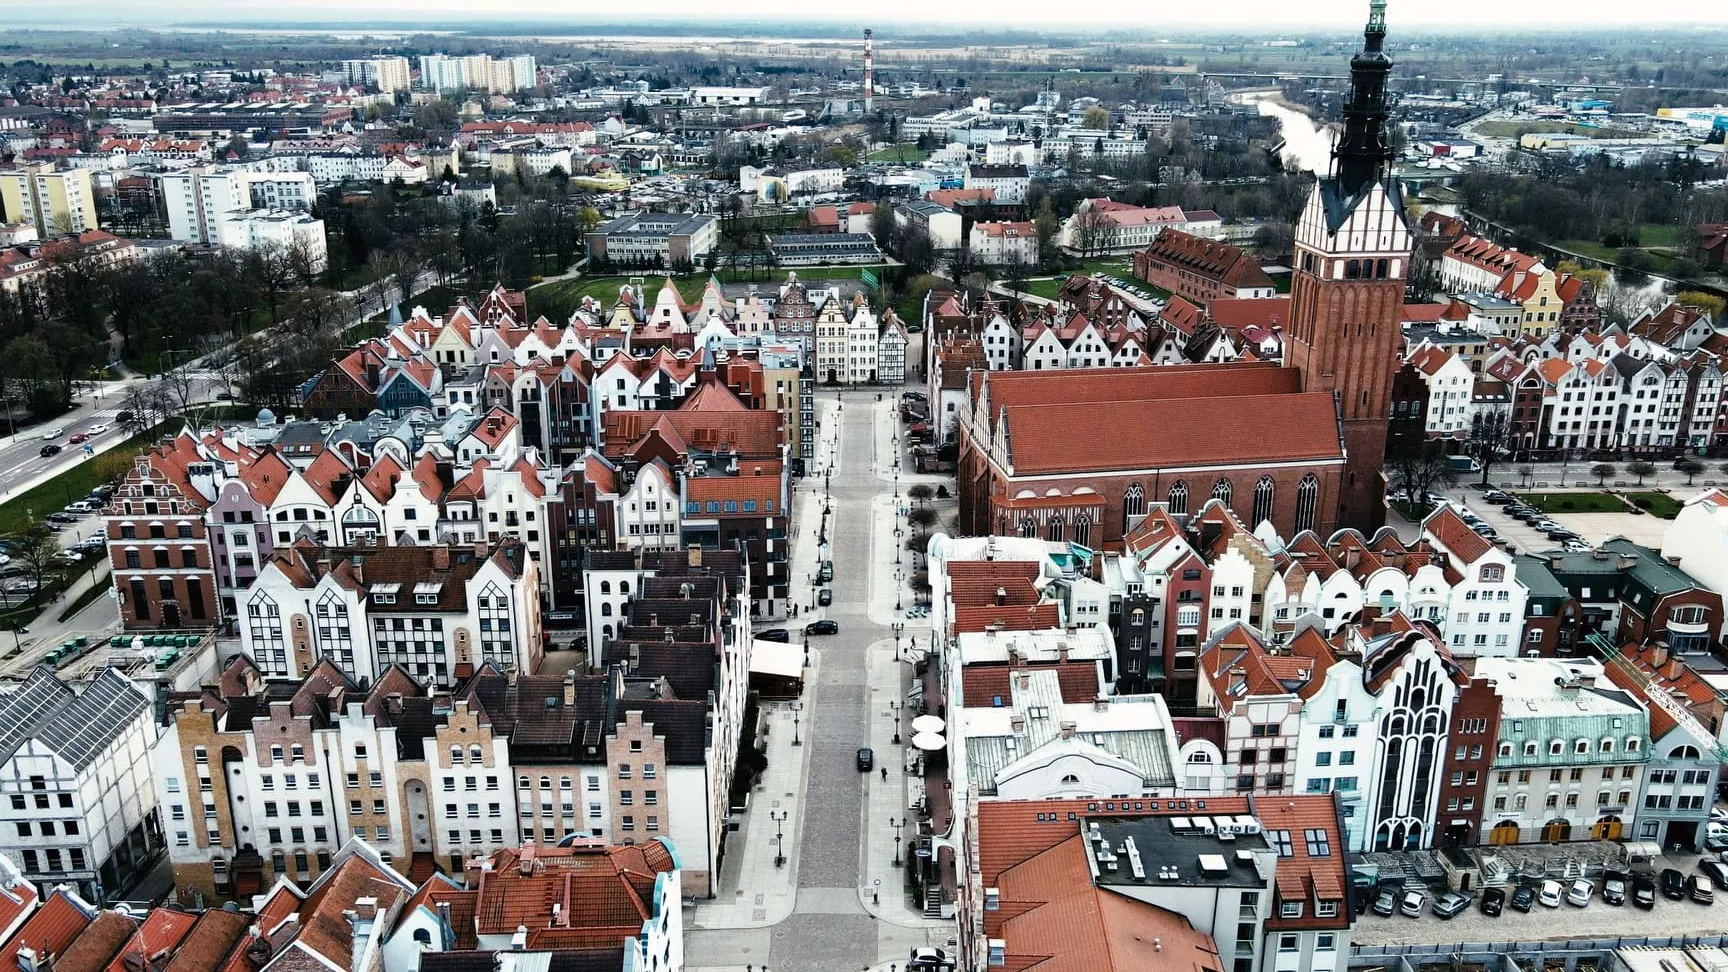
[1167,481,1188,516]
[1123,483,1145,519]
[1046,518,1064,542]
[1294,474,1320,534]
[1020,516,1037,539]
[1073,515,1091,548]
[1252,477,1276,527]
[1211,478,1233,507]
[1345,259,1361,280]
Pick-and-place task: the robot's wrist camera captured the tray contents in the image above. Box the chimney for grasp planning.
[510,926,527,951]
[518,842,536,876]
[687,544,702,567]
[563,669,576,706]
[473,540,489,560]
[354,898,378,922]
[432,546,450,571]
[1094,695,1109,712]
[995,586,1007,606]
[1058,721,1077,740]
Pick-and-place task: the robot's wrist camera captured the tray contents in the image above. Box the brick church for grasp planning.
[958,0,1410,547]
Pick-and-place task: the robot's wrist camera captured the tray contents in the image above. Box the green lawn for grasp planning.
[1516,491,1625,514]
[1640,224,1683,248]
[1626,492,1683,518]
[867,144,932,163]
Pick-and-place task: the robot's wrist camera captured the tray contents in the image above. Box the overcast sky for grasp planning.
[23,0,1728,29]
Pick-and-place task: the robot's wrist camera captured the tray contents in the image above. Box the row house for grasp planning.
[106,409,558,629]
[1476,656,1649,845]
[236,540,543,686]
[960,796,1350,972]
[1603,640,1725,851]
[1495,266,1598,338]
[155,650,729,903]
[1516,540,1724,657]
[1438,233,1546,294]
[1406,343,1475,436]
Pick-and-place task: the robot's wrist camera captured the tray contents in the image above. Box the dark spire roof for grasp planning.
[1331,0,1394,198]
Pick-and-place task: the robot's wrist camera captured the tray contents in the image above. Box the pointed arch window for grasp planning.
[1073,514,1091,548]
[1020,515,1037,538]
[1122,483,1145,519]
[1252,476,1276,527]
[1294,474,1320,534]
[1046,518,1064,542]
[1167,481,1189,516]
[1211,478,1233,507]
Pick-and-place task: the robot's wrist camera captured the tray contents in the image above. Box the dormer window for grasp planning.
[1280,901,1303,918]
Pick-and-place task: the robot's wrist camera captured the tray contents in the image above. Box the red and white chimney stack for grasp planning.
[863,28,874,115]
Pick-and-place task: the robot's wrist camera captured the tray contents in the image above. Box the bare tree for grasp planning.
[1073,204,1114,259]
[1464,410,1514,486]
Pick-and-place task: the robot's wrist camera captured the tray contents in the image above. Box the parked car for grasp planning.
[1432,891,1472,919]
[1567,879,1594,907]
[804,620,839,636]
[818,588,833,606]
[1538,880,1564,907]
[757,629,790,643]
[1602,875,1626,905]
[1662,868,1688,900]
[1484,492,1513,504]
[1700,859,1728,891]
[855,748,874,772]
[818,561,834,583]
[1371,889,1398,917]
[44,512,80,524]
[39,444,61,458]
[1510,883,1537,913]
[1398,889,1428,918]
[1632,875,1657,909]
[1480,887,1505,917]
[1689,874,1715,904]
[1471,524,1498,537]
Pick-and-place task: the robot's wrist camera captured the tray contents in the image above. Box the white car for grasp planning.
[1566,879,1594,907]
[1538,880,1564,907]
[86,424,108,436]
[40,427,65,440]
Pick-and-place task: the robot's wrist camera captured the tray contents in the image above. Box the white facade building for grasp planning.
[0,668,158,903]
[216,209,328,273]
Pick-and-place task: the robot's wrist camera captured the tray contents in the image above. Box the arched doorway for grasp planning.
[406,781,431,850]
[1542,818,1572,843]
[1592,815,1623,840]
[1489,821,1520,845]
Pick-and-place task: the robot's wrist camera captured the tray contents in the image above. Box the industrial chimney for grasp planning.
[863,29,874,115]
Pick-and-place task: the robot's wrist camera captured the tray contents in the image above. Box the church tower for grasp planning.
[1285,0,1411,533]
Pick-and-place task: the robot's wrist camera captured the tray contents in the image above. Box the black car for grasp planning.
[38,444,61,457]
[1602,873,1627,905]
[855,748,874,771]
[1662,867,1688,900]
[818,588,833,606]
[1484,492,1514,504]
[1632,875,1657,909]
[1510,883,1536,913]
[805,620,839,635]
[757,628,790,643]
[1480,887,1505,917]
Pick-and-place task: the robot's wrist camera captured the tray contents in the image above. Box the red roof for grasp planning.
[961,663,1100,706]
[0,891,93,971]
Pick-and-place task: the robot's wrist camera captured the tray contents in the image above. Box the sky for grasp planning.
[21,0,1728,29]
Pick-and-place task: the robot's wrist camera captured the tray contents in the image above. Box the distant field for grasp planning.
[1475,120,1643,140]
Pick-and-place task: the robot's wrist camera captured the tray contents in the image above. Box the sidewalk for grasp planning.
[857,632,931,928]
[688,671,819,930]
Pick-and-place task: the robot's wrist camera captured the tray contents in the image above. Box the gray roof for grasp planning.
[0,668,149,770]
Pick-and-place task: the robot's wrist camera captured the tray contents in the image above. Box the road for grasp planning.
[684,391,948,972]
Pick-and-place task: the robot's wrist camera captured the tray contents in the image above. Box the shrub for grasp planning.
[1559,499,1576,510]
[1632,496,1654,510]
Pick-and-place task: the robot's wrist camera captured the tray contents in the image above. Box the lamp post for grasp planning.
[895,566,903,611]
[791,701,803,746]
[890,816,905,867]
[771,810,789,867]
[889,699,902,745]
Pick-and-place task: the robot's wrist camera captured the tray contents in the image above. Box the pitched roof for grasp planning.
[0,667,149,769]
[0,890,95,972]
[471,841,676,941]
[1137,229,1272,291]
[55,911,138,972]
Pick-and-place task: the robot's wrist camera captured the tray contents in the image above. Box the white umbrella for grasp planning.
[912,714,946,734]
[912,731,947,751]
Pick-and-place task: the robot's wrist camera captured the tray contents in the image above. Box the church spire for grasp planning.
[1331,0,1394,197]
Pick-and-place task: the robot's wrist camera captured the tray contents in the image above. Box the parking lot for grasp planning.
[1354,851,1728,946]
[1429,485,1667,555]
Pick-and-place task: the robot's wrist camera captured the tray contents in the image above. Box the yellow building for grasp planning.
[0,163,97,234]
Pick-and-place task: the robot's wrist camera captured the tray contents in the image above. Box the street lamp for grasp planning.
[791,702,803,747]
[890,816,905,867]
[889,700,902,746]
[771,810,789,867]
[895,566,903,611]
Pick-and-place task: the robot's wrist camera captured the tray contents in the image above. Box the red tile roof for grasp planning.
[1000,391,1342,474]
[1423,505,1493,565]
[0,891,95,971]
[103,909,197,972]
[471,841,676,940]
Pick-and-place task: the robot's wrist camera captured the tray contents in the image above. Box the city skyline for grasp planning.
[10,0,1728,29]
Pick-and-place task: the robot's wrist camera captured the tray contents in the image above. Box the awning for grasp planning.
[750,639,804,679]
